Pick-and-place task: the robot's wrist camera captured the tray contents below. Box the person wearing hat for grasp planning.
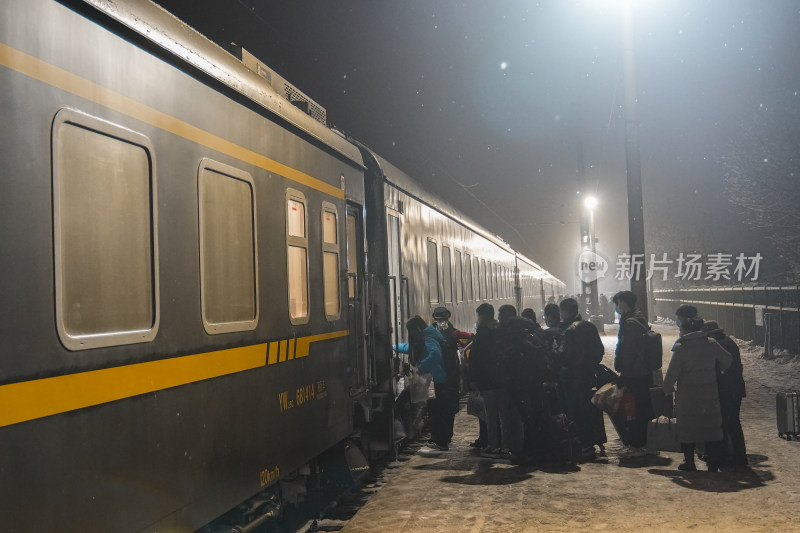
[431,306,460,448]
[702,320,748,466]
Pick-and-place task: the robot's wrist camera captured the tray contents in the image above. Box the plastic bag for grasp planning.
[591,382,623,415]
[646,416,681,453]
[466,391,486,420]
[408,371,432,404]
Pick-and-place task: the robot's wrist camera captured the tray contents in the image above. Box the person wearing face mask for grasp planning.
[612,290,655,458]
[431,306,460,447]
[675,304,699,330]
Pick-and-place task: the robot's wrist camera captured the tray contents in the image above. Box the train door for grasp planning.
[346,204,369,391]
[386,210,404,380]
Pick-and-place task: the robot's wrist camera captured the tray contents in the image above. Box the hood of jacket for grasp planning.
[423,324,446,343]
[673,330,708,351]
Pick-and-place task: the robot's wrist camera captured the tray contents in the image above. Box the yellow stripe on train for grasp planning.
[0,330,348,428]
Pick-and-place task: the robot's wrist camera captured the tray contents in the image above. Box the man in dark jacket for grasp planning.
[702,320,748,466]
[467,303,498,450]
[500,314,551,462]
[554,298,605,459]
[613,290,655,457]
[432,306,461,447]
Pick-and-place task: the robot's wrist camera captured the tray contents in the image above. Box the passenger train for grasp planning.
[0,0,565,530]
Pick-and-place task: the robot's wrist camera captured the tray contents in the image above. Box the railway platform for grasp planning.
[339,324,800,533]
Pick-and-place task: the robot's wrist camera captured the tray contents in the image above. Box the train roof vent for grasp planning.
[238,48,327,125]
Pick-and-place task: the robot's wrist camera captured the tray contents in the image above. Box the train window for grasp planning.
[346,214,358,299]
[454,250,463,303]
[464,253,473,301]
[287,190,309,324]
[472,257,483,302]
[198,159,258,334]
[427,239,440,304]
[442,245,453,303]
[52,108,159,350]
[487,261,494,299]
[322,202,340,321]
[480,259,486,300]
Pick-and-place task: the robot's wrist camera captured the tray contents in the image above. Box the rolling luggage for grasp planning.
[776,390,800,439]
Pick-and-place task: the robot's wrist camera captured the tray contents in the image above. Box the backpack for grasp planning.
[630,320,663,371]
[565,320,605,366]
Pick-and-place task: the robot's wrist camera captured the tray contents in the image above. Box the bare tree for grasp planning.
[722,96,800,281]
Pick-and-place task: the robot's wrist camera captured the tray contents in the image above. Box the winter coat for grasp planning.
[711,333,747,399]
[614,308,650,378]
[554,315,605,390]
[664,331,732,443]
[467,319,504,391]
[496,316,552,393]
[437,322,460,386]
[417,325,448,384]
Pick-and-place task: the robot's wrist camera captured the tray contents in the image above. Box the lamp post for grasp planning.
[583,196,600,318]
[621,2,649,320]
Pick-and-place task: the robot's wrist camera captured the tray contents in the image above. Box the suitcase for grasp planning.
[777,390,800,439]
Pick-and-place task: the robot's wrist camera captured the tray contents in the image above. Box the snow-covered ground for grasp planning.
[342,322,800,533]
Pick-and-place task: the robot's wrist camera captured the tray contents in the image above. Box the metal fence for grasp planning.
[652,286,800,352]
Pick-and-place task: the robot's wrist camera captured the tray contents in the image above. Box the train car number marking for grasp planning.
[278,391,294,412]
[259,465,280,488]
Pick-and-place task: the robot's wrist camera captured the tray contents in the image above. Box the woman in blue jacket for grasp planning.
[397,316,449,449]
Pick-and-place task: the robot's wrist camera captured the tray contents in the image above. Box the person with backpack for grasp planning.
[479,305,525,459]
[397,315,450,450]
[613,290,657,457]
[503,312,553,463]
[553,298,606,460]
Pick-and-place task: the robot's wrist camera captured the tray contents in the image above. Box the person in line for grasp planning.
[613,290,656,458]
[553,298,605,459]
[542,303,562,354]
[467,303,502,455]
[521,308,537,322]
[397,316,450,450]
[701,320,748,466]
[663,317,732,472]
[432,306,461,447]
[675,304,699,329]
[504,311,552,463]
[490,305,526,460]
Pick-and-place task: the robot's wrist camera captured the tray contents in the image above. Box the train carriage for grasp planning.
[0,1,564,531]
[0,0,370,530]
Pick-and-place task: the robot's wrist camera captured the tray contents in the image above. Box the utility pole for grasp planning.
[622,4,649,320]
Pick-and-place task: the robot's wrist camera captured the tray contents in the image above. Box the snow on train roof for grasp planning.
[81,0,363,168]
[367,150,562,285]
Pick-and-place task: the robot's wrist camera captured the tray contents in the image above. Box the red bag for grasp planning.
[620,392,637,421]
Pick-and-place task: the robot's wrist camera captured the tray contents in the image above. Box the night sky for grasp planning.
[152,0,800,289]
